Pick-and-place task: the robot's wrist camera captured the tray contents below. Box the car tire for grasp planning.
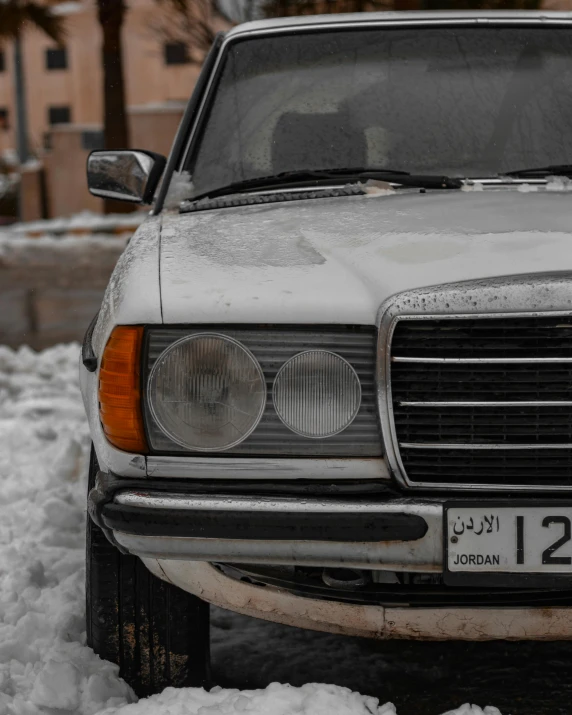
[86,446,211,696]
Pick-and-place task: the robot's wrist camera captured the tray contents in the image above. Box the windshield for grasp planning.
[186,26,572,199]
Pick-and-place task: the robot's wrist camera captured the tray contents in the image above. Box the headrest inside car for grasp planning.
[271,112,367,174]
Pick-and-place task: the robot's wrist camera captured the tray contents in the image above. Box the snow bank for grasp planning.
[0,344,133,715]
[99,683,397,715]
[0,343,502,715]
[98,685,501,715]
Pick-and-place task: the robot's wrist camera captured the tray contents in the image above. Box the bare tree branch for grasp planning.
[147,0,224,65]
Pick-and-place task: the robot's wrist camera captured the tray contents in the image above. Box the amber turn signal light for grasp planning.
[99,326,148,453]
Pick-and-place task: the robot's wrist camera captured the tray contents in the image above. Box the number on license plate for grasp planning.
[447,507,572,573]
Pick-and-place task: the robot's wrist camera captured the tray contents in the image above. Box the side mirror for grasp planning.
[87,150,167,204]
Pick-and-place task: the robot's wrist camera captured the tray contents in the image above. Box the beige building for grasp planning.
[0,0,228,158]
[2,0,572,160]
[2,0,572,218]
[0,0,229,218]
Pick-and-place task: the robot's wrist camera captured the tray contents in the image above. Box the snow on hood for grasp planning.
[159,190,572,325]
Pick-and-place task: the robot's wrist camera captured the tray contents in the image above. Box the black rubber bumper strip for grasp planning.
[100,502,428,542]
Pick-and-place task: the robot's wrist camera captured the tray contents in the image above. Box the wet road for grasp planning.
[211,607,572,714]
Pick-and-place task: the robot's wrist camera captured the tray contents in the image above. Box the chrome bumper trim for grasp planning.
[146,455,390,480]
[115,533,441,570]
[114,492,415,513]
[111,499,442,570]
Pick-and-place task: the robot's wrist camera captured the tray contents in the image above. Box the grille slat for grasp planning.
[146,327,381,457]
[391,316,572,361]
[390,315,572,488]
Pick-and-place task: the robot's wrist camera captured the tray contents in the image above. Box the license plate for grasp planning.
[446,505,572,573]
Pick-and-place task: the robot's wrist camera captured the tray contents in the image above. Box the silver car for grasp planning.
[82,10,572,696]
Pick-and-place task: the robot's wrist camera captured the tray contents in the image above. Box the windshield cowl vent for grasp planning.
[180,185,365,213]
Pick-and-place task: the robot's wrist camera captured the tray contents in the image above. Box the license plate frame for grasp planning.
[443,501,572,587]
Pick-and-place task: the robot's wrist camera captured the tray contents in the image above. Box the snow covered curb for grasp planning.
[0,211,145,240]
[0,343,502,715]
[0,233,127,258]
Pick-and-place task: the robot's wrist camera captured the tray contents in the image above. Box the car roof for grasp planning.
[226,10,572,39]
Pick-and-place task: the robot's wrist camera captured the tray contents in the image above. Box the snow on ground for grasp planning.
[0,343,501,715]
[0,234,128,257]
[0,344,132,715]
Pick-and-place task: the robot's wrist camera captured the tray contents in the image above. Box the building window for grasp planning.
[164,42,189,65]
[46,47,68,70]
[48,106,71,125]
[0,51,5,73]
[0,109,8,131]
[81,130,103,151]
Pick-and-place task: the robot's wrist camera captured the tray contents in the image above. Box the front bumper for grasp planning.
[90,475,572,639]
[90,473,441,570]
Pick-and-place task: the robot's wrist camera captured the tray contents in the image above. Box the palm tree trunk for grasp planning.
[13,34,29,165]
[13,33,30,221]
[97,0,134,213]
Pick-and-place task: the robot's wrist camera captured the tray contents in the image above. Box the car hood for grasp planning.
[159,190,572,325]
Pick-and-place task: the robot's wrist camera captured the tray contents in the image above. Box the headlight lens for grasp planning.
[148,333,266,451]
[273,350,361,438]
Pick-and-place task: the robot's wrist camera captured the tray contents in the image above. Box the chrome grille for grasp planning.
[144,327,381,456]
[389,315,572,488]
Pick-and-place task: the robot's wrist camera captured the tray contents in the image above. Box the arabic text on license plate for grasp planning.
[447,507,572,573]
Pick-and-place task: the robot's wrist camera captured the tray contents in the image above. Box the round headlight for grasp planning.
[273,350,361,438]
[148,333,266,451]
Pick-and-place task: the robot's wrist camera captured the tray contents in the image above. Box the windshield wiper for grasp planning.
[503,164,572,178]
[191,168,463,201]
